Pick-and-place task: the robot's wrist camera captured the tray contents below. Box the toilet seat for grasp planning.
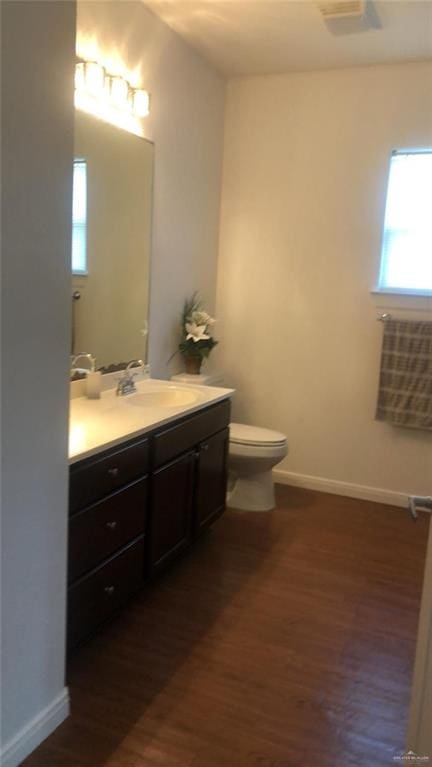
[229,441,287,462]
[229,423,287,448]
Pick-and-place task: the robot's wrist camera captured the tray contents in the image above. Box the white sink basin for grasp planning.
[125,385,202,409]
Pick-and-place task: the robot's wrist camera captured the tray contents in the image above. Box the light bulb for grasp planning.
[85,61,105,97]
[133,89,150,118]
[75,62,85,91]
[109,76,130,109]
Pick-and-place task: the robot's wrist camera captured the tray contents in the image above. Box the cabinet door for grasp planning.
[195,428,229,536]
[150,451,195,573]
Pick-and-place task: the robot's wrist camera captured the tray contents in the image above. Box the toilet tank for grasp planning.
[171,371,224,387]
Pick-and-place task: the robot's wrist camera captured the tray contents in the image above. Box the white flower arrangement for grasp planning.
[178,294,218,369]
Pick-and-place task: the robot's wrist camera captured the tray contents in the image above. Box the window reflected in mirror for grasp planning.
[72,159,87,276]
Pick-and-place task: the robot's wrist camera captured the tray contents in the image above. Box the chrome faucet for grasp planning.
[116,359,144,396]
[70,352,95,375]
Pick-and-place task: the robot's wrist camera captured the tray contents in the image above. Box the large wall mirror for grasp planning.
[71,111,153,378]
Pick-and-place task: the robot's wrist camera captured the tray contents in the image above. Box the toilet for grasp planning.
[228,422,287,511]
[171,371,288,511]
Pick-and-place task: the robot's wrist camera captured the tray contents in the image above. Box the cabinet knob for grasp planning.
[104,585,115,596]
[108,467,119,478]
[105,521,117,531]
[202,443,209,451]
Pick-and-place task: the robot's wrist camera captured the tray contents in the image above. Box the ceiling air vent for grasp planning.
[318,1,364,19]
[317,0,381,34]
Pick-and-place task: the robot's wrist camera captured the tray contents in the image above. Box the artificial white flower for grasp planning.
[191,310,215,327]
[185,322,210,342]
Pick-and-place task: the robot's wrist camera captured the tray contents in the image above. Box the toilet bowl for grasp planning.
[228,423,288,511]
[171,371,288,512]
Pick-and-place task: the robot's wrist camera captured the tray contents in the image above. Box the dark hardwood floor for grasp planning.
[23,486,428,767]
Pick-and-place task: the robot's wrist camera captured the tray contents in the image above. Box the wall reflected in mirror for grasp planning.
[71,111,153,379]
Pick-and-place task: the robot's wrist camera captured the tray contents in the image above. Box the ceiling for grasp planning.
[144,0,432,77]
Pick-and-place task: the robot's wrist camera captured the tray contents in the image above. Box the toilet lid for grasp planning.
[229,423,287,447]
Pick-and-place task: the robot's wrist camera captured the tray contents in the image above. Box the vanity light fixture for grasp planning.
[74,58,150,135]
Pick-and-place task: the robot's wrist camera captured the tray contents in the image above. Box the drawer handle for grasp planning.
[105,521,118,531]
[104,585,115,596]
[107,467,119,478]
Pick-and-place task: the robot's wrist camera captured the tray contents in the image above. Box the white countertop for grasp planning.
[69,378,234,464]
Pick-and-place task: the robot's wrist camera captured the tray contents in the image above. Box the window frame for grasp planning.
[376,147,432,298]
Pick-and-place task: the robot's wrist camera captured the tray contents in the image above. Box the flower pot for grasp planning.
[184,356,202,375]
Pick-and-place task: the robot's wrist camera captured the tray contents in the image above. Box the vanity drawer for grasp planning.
[68,477,148,583]
[67,538,144,650]
[70,437,149,513]
[153,399,231,468]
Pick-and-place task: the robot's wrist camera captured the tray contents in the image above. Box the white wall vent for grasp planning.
[317,0,381,34]
[318,1,365,19]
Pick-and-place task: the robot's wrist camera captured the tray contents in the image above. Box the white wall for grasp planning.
[1,2,76,765]
[1,4,224,762]
[77,1,226,378]
[217,62,432,502]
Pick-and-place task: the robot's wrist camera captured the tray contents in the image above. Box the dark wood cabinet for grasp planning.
[195,428,229,536]
[68,477,148,583]
[69,437,149,514]
[150,451,195,573]
[153,398,230,468]
[68,538,144,650]
[67,398,231,652]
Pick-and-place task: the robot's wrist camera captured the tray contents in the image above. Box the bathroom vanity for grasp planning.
[68,380,233,650]
[67,110,234,651]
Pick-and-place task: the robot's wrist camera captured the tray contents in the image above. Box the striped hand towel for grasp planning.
[376,319,432,430]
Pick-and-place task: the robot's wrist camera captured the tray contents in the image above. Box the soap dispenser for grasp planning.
[86,358,101,399]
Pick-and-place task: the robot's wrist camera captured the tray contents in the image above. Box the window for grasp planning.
[378,149,432,294]
[72,159,87,275]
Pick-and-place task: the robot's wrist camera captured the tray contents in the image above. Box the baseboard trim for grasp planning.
[273,469,412,509]
[0,688,69,767]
